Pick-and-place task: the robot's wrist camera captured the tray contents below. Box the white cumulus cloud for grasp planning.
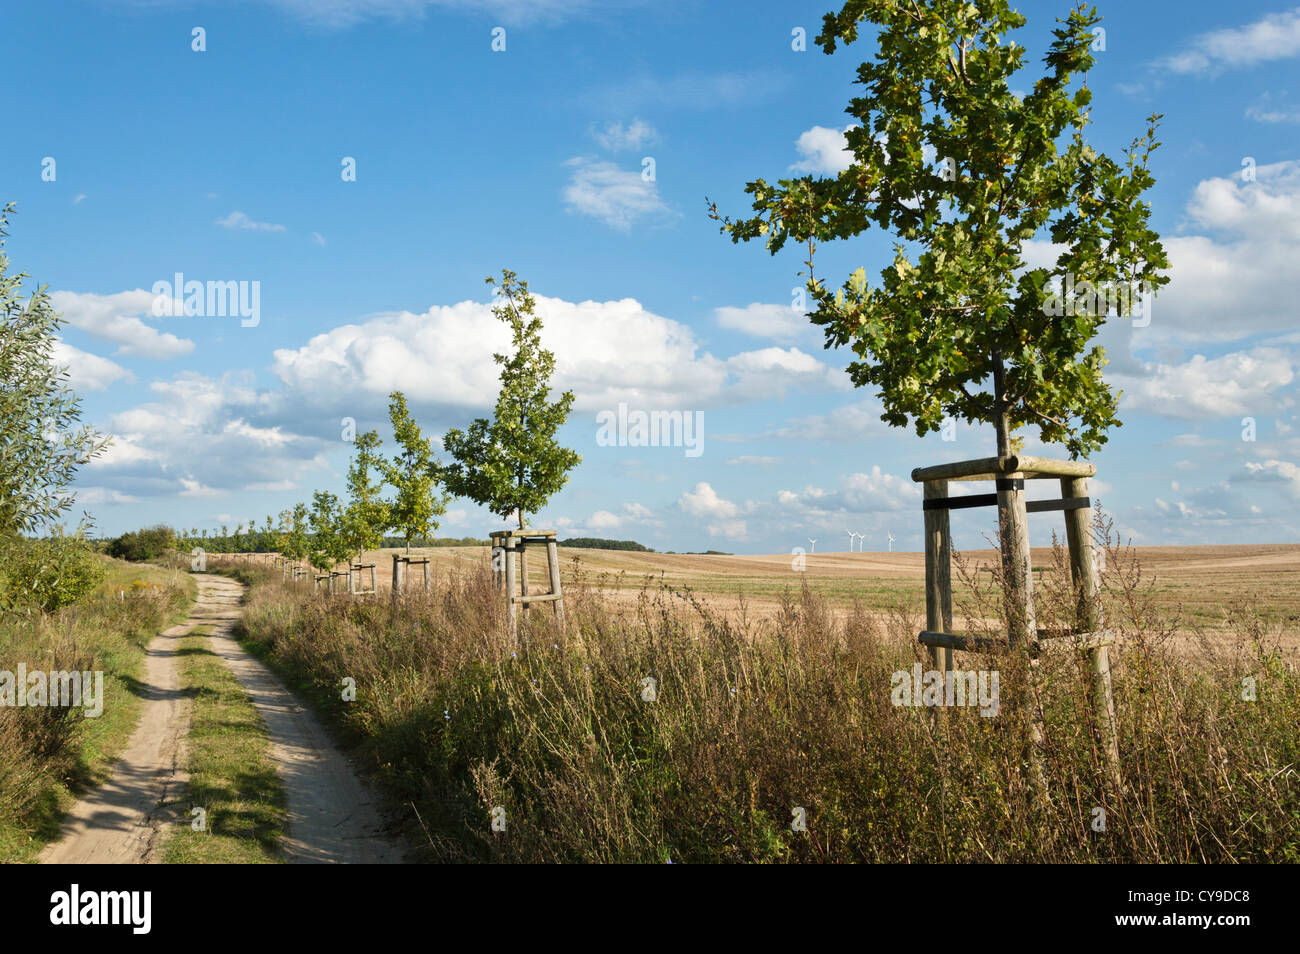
[1157,6,1300,74]
[592,118,658,151]
[1114,348,1295,419]
[561,157,675,230]
[49,290,196,359]
[51,341,134,391]
[678,482,746,538]
[789,125,854,175]
[216,210,286,232]
[270,293,838,415]
[715,302,806,341]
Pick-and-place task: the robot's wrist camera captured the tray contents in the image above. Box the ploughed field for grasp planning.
[324,542,1300,643]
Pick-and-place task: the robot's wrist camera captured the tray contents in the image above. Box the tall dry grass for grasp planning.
[233,532,1300,863]
[0,560,193,860]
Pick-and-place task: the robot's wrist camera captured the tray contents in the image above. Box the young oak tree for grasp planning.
[383,390,450,553]
[711,2,1168,461]
[443,270,580,530]
[0,202,109,538]
[279,503,311,567]
[307,490,351,576]
[270,510,289,558]
[340,429,391,563]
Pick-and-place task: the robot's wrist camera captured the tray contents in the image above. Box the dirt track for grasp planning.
[39,611,194,863]
[42,575,399,864]
[195,575,400,863]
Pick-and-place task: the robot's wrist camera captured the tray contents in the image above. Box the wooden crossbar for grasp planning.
[1037,629,1116,651]
[918,630,1006,652]
[911,455,1096,482]
[919,628,1116,653]
[512,592,563,605]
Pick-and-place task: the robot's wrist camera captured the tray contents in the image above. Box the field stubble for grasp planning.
[341,541,1300,649]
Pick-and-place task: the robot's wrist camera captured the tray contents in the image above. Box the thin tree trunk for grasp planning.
[991,347,1033,639]
[993,350,1011,458]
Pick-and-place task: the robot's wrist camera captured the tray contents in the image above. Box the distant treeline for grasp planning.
[558,538,653,551]
[380,535,491,548]
[98,526,707,561]
[97,524,496,562]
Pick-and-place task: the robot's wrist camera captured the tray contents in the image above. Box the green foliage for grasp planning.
[278,504,311,564]
[307,491,351,572]
[382,391,450,552]
[443,270,580,528]
[104,524,175,562]
[257,515,276,554]
[340,430,392,560]
[0,532,106,613]
[558,537,653,551]
[712,2,1169,458]
[0,202,110,536]
[266,512,288,557]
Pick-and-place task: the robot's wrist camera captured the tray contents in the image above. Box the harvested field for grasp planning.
[231,542,1300,646]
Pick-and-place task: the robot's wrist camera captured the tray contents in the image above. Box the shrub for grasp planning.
[104,525,175,562]
[0,534,105,613]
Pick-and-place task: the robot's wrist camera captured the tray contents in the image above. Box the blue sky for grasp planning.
[5,0,1300,553]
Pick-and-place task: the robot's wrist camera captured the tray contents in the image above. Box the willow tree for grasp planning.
[443,270,580,530]
[0,202,109,538]
[711,1,1168,461]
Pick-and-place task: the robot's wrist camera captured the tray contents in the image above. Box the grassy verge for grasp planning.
[228,537,1300,863]
[162,622,286,864]
[0,557,195,863]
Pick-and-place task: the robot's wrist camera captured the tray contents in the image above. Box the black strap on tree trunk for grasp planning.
[1026,497,1091,513]
[923,492,1092,513]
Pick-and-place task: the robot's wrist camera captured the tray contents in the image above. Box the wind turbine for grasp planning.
[845,529,855,553]
[887,531,896,553]
[808,538,816,554]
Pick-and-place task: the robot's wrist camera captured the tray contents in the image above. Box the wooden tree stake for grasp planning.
[923,479,954,673]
